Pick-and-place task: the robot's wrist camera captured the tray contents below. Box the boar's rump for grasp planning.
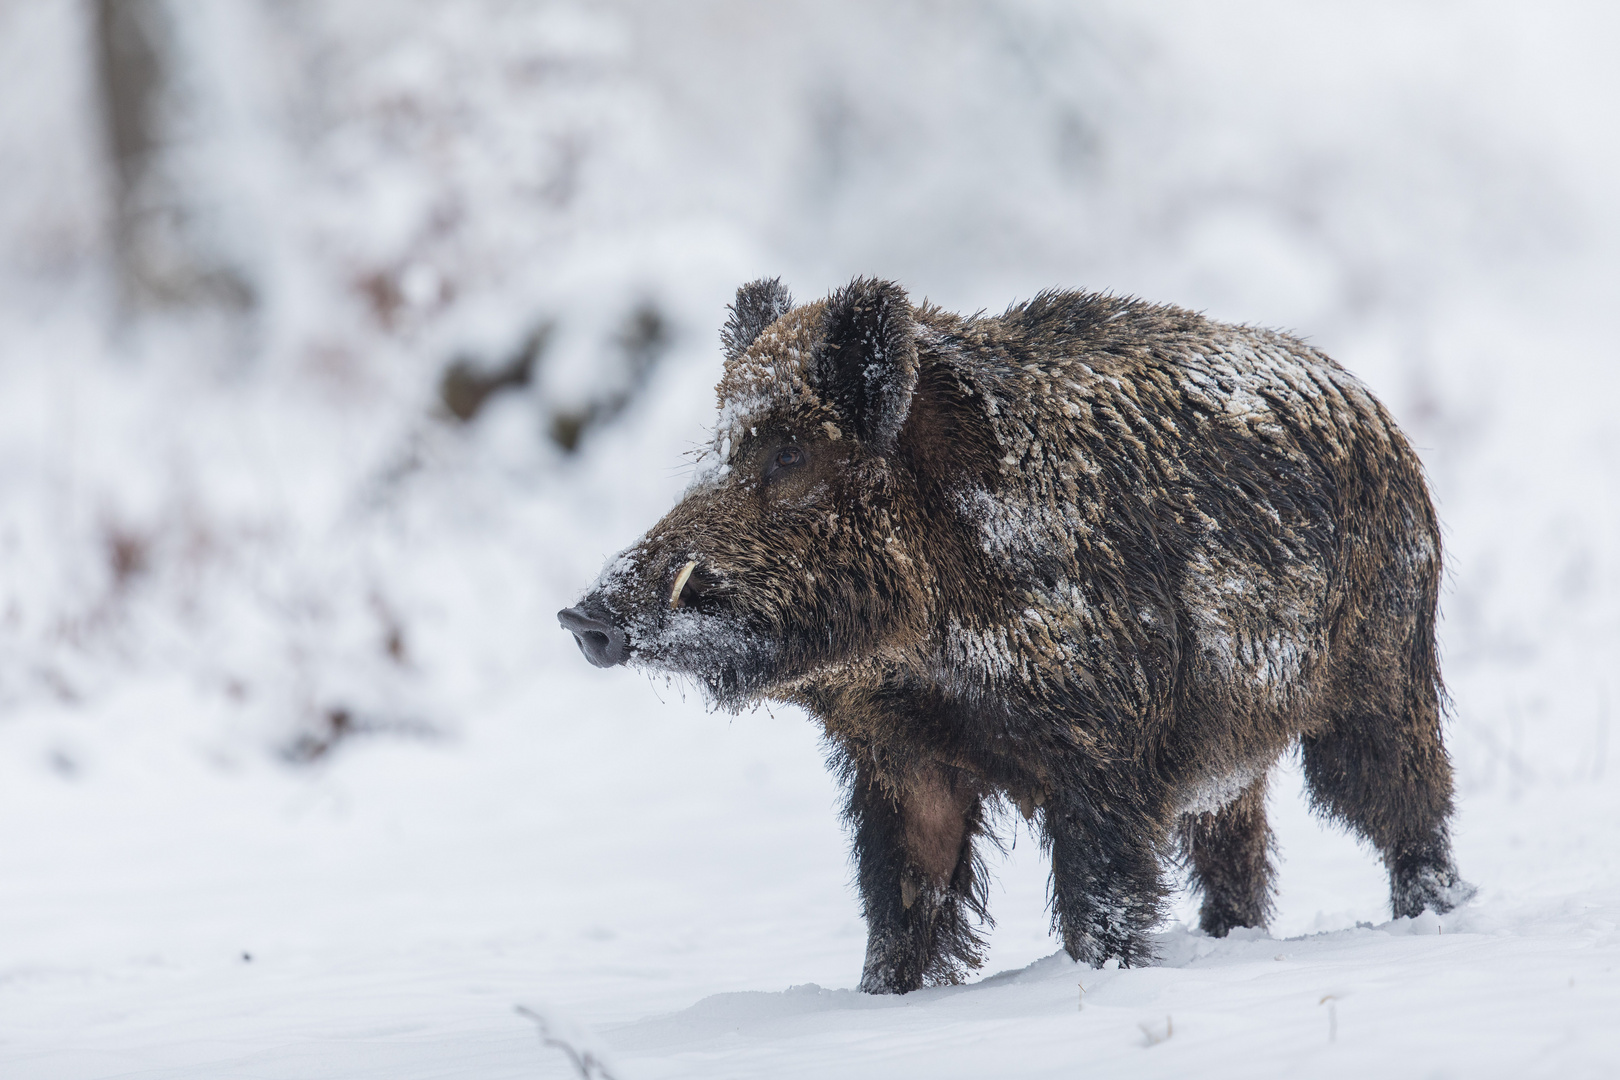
[560,277,1473,994]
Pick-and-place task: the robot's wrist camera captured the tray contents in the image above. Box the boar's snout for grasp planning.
[557,606,631,668]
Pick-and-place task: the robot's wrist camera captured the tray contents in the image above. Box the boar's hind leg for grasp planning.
[849,762,989,995]
[1045,797,1165,967]
[1178,773,1276,937]
[1301,674,1475,919]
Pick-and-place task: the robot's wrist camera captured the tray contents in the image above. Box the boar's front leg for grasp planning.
[1044,792,1165,968]
[847,758,989,994]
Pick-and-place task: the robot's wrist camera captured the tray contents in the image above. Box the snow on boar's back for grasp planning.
[559,277,1474,994]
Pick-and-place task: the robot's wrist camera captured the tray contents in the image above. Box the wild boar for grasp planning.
[558,277,1473,994]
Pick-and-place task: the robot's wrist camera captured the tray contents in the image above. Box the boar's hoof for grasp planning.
[558,607,631,667]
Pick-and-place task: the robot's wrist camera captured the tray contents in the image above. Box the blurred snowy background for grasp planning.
[2,2,1617,1077]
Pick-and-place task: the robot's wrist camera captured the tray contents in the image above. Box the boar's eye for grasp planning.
[765,446,807,482]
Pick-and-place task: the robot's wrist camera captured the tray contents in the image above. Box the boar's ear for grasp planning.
[812,277,918,455]
[721,278,794,362]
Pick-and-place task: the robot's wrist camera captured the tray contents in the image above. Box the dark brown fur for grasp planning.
[560,277,1473,994]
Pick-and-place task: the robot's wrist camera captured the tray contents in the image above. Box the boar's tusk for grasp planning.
[670,560,698,609]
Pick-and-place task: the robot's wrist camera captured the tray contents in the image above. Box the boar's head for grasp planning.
[558,277,951,709]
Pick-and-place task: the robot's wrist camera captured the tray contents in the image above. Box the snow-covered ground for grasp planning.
[5,670,1619,1079]
[2,2,1618,1077]
[5,661,1620,1079]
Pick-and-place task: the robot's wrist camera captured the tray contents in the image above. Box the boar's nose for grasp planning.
[557,607,631,668]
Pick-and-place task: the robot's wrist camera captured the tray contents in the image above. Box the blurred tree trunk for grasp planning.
[95,0,255,313]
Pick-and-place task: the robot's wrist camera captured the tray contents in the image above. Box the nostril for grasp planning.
[557,607,631,668]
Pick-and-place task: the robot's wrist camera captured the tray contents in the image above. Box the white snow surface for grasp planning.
[3,2,1620,1077]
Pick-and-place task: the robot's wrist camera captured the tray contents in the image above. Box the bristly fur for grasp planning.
[565,277,1475,994]
[813,278,919,455]
[721,278,794,364]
